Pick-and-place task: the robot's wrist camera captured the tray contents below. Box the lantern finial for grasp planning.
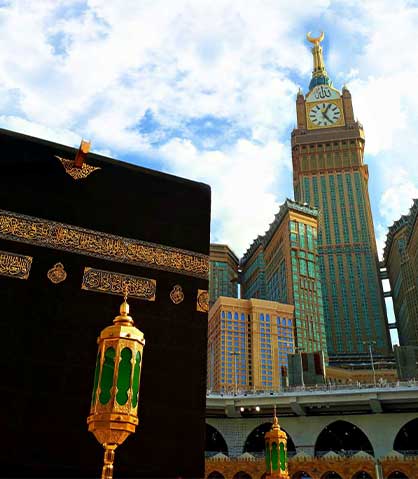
[114,283,133,325]
[273,405,279,429]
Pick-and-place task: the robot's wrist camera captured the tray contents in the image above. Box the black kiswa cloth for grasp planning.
[0,128,210,478]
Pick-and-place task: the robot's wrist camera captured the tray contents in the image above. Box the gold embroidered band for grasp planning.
[82,267,156,301]
[0,209,208,279]
[0,250,32,280]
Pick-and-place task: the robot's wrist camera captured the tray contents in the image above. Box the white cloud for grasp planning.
[159,137,292,256]
[0,0,416,258]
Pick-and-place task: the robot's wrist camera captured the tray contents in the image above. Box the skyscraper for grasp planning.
[291,33,391,357]
[209,243,239,306]
[241,199,327,357]
[383,199,418,347]
[207,296,294,392]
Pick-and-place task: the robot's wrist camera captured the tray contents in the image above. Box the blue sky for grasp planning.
[1,0,417,343]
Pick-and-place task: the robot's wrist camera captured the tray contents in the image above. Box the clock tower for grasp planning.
[292,33,391,359]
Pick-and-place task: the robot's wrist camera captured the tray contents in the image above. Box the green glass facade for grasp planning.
[288,218,327,356]
[293,136,391,357]
[209,244,239,306]
[241,200,327,357]
[241,242,267,300]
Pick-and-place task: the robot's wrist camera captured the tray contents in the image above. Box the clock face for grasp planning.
[309,102,341,127]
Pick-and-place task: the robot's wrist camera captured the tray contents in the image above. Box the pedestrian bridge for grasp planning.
[205,383,418,459]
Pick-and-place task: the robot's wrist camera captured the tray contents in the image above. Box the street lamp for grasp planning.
[362,340,377,387]
[229,351,240,395]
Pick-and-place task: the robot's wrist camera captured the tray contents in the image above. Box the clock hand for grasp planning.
[321,104,332,122]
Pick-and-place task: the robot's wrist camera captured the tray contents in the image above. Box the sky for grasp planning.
[1,0,418,341]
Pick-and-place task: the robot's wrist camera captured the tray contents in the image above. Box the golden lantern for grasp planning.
[264,407,289,479]
[87,289,145,479]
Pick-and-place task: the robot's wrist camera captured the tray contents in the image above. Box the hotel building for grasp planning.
[207,296,294,392]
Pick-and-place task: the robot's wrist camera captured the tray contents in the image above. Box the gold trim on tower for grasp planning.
[82,267,156,301]
[0,250,32,280]
[0,209,209,279]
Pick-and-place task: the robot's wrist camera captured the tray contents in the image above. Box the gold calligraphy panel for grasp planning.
[82,267,156,301]
[0,209,209,279]
[0,250,32,280]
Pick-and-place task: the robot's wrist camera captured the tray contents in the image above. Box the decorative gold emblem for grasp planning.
[196,289,209,313]
[170,285,184,304]
[82,267,156,301]
[0,209,209,279]
[55,156,101,180]
[47,262,67,284]
[0,250,32,279]
[306,31,324,44]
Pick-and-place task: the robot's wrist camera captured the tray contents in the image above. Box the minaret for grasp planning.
[291,32,391,361]
[264,407,289,479]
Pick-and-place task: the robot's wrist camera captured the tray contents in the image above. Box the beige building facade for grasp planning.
[208,296,294,392]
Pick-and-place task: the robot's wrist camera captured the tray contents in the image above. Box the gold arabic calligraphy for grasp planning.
[0,250,32,280]
[82,267,156,301]
[0,209,209,279]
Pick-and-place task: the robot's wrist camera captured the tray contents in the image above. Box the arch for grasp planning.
[352,473,373,479]
[207,472,225,479]
[243,422,296,456]
[314,420,374,457]
[233,472,252,479]
[321,473,343,479]
[393,418,418,455]
[387,472,409,479]
[205,424,228,457]
[292,474,312,479]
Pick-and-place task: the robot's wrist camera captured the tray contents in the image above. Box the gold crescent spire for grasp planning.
[306,31,325,45]
[307,31,331,90]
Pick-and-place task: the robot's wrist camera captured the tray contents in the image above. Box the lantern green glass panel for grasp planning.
[99,347,116,405]
[279,442,286,471]
[132,351,141,408]
[91,352,101,406]
[271,442,278,471]
[116,347,133,406]
[265,441,271,471]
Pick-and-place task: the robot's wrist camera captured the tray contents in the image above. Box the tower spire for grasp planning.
[306,31,331,90]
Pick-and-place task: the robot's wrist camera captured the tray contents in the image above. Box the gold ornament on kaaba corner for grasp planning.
[87,286,145,479]
[47,262,67,284]
[196,289,209,313]
[170,284,184,304]
[55,138,101,180]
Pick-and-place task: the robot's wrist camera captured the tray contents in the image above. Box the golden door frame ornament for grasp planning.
[0,209,209,279]
[0,250,32,280]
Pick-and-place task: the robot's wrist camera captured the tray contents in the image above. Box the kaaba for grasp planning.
[0,128,211,478]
